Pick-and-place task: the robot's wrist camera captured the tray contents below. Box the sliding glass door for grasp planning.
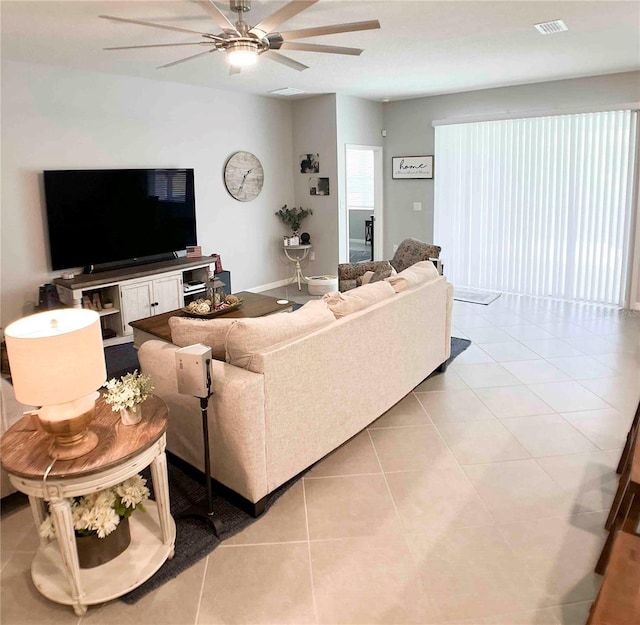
[434,110,637,306]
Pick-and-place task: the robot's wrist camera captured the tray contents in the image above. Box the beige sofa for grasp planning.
[138,262,453,515]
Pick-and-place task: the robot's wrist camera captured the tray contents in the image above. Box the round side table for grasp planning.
[0,394,176,616]
[283,244,312,291]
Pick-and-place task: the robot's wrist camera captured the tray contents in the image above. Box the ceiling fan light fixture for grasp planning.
[227,41,259,67]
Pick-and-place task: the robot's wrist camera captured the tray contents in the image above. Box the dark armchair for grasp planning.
[338,238,442,292]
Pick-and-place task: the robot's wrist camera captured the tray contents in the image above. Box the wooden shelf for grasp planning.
[31,501,175,609]
[98,307,119,317]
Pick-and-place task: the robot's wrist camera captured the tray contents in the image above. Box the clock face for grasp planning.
[224,151,264,202]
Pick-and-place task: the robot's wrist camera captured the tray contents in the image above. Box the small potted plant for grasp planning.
[102,293,114,309]
[103,370,154,425]
[39,474,150,568]
[275,205,313,234]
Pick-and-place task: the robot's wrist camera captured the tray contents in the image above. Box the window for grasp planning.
[434,110,637,306]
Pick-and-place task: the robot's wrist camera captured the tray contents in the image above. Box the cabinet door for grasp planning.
[120,281,154,335]
[153,274,183,315]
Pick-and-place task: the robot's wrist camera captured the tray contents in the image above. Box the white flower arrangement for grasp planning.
[103,370,154,413]
[39,474,150,539]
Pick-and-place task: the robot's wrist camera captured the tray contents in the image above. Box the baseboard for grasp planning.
[246,278,292,293]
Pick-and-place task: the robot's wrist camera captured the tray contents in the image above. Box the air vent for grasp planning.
[267,87,307,97]
[534,19,568,34]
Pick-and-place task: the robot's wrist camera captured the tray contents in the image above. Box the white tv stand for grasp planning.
[53,257,217,347]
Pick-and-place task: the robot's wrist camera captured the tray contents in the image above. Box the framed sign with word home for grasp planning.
[392,155,434,179]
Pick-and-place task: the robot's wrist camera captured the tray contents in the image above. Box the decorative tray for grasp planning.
[181,301,243,319]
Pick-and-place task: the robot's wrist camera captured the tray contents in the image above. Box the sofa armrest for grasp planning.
[138,340,268,502]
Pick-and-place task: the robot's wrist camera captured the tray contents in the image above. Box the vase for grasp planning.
[75,516,131,569]
[120,405,142,425]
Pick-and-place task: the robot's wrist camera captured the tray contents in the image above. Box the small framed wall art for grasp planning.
[309,177,330,196]
[392,155,434,179]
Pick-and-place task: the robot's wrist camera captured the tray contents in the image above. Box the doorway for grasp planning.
[345,145,383,264]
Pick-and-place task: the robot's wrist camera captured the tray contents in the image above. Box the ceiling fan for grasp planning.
[100,0,381,73]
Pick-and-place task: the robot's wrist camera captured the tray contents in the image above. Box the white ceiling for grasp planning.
[2,0,639,101]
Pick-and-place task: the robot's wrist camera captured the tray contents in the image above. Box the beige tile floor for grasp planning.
[1,293,639,625]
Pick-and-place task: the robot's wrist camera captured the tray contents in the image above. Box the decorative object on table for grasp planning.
[3,308,106,459]
[183,294,243,318]
[309,177,330,195]
[224,151,264,202]
[300,153,320,173]
[205,277,226,308]
[392,155,434,179]
[186,245,202,258]
[100,3,380,74]
[39,474,150,568]
[104,370,154,426]
[275,204,313,234]
[102,294,114,309]
[210,253,223,274]
[37,283,61,310]
[300,232,311,245]
[92,292,103,311]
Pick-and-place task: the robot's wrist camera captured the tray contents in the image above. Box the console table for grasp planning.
[53,257,228,347]
[283,244,312,291]
[0,395,175,616]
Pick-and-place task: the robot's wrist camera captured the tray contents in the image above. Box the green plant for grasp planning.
[39,475,150,539]
[103,370,154,412]
[275,205,313,232]
[102,293,113,305]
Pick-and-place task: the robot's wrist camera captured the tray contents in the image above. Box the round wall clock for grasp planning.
[224,151,264,202]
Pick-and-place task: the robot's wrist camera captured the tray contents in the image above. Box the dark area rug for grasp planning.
[104,343,140,380]
[448,336,472,364]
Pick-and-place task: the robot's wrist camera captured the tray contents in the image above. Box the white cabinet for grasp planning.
[54,257,215,346]
[120,274,183,335]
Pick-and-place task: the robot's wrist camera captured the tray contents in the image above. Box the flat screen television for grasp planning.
[43,168,197,271]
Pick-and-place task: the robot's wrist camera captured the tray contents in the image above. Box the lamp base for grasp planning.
[48,429,99,460]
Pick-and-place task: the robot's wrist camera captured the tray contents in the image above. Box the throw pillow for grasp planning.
[169,316,236,361]
[322,280,395,318]
[385,260,439,293]
[356,268,394,287]
[225,300,335,371]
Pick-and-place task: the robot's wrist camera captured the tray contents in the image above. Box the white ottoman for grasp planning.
[306,275,338,295]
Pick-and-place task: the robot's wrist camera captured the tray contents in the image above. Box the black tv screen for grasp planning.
[43,168,197,271]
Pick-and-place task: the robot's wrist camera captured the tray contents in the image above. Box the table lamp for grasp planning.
[4,308,107,460]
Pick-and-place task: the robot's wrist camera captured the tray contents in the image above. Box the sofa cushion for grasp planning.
[322,280,395,318]
[386,260,439,293]
[225,300,335,371]
[169,316,236,361]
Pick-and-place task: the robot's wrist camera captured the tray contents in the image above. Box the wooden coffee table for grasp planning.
[129,291,294,347]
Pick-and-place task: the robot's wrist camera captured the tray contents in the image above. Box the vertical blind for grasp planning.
[434,110,637,306]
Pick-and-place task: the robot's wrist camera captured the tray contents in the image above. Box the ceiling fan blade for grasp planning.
[105,42,214,51]
[279,20,381,40]
[262,50,308,72]
[192,0,240,35]
[249,0,318,37]
[99,15,224,40]
[157,48,216,69]
[280,42,362,56]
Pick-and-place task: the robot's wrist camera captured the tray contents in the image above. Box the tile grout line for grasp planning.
[301,478,319,625]
[193,553,210,625]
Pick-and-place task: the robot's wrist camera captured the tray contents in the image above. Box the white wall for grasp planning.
[336,95,384,263]
[291,95,338,277]
[383,71,640,305]
[1,60,294,328]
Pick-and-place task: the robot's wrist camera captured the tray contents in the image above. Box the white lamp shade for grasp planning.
[5,309,106,406]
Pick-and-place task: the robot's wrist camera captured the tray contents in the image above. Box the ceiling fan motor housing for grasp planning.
[230,0,251,13]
